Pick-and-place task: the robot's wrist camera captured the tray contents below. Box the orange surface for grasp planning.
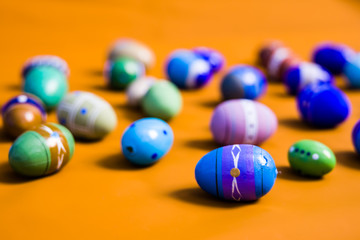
[1,0,360,239]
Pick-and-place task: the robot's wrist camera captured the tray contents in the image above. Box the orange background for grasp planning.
[1,0,360,239]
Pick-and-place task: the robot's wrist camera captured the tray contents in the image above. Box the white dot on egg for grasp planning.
[312,153,319,160]
[289,146,295,152]
[18,95,28,103]
[242,72,257,85]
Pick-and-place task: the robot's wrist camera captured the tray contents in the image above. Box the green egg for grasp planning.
[106,57,145,90]
[23,66,68,110]
[288,140,336,177]
[9,123,75,177]
[141,81,182,120]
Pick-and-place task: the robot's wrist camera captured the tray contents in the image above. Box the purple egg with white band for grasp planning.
[210,99,277,145]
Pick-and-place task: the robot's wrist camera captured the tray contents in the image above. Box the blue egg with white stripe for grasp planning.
[297,83,351,128]
[121,118,174,166]
[344,53,360,88]
[195,144,277,201]
[220,65,267,100]
[352,120,360,154]
[193,47,225,73]
[284,62,333,95]
[165,50,212,89]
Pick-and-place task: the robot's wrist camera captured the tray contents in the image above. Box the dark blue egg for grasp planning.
[284,62,333,95]
[220,65,267,100]
[352,120,360,154]
[312,43,355,75]
[297,83,351,128]
[195,144,277,201]
[193,47,225,73]
[165,50,212,89]
[121,118,174,165]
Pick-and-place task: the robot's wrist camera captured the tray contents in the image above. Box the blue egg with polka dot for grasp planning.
[297,83,351,128]
[220,65,267,100]
[165,49,212,89]
[121,118,174,166]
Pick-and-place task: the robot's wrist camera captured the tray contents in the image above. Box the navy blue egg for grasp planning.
[195,144,277,202]
[352,120,360,154]
[165,50,212,89]
[297,83,351,128]
[193,47,225,73]
[284,62,333,95]
[121,118,174,165]
[220,65,267,100]
[312,43,355,75]
[344,54,360,88]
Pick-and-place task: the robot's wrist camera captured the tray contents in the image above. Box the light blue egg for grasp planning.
[344,54,360,88]
[121,118,174,165]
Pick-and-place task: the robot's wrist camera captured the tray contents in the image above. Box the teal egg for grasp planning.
[23,66,68,110]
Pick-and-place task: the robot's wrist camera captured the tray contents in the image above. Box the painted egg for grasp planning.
[121,118,174,166]
[195,144,277,201]
[220,65,267,100]
[2,94,46,138]
[126,76,156,107]
[22,55,70,78]
[312,42,355,75]
[193,47,225,73]
[297,83,350,128]
[57,91,117,140]
[9,123,75,177]
[344,53,360,88]
[284,62,333,95]
[288,140,336,177]
[107,38,155,70]
[258,41,284,67]
[23,66,68,110]
[165,49,212,89]
[352,120,360,154]
[210,99,277,145]
[142,81,182,120]
[104,57,145,90]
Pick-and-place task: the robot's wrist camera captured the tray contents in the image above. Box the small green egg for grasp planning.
[288,140,336,177]
[141,81,182,120]
[23,66,68,110]
[106,57,145,90]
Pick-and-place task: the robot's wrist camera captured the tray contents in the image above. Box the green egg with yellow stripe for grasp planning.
[9,123,75,177]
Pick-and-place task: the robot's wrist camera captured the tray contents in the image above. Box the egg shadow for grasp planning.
[0,162,39,184]
[335,151,360,170]
[96,153,150,171]
[91,84,124,93]
[198,99,220,109]
[4,83,21,91]
[169,187,257,208]
[0,130,13,143]
[116,103,145,122]
[184,139,220,151]
[279,118,331,132]
[276,166,322,181]
[85,69,104,77]
[271,91,294,99]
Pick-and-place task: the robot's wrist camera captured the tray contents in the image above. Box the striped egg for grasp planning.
[57,91,117,140]
[284,62,333,95]
[22,55,70,78]
[107,38,155,70]
[2,94,46,138]
[193,47,225,73]
[9,123,75,177]
[195,144,277,201]
[220,65,267,100]
[126,76,156,107]
[210,99,277,145]
[165,49,212,89]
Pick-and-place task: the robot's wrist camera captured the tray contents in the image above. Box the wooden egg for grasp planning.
[57,91,117,140]
[2,94,46,138]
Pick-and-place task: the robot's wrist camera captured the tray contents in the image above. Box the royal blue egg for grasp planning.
[121,118,174,165]
[284,62,333,95]
[297,83,351,128]
[193,47,225,73]
[220,65,267,100]
[312,43,355,75]
[344,53,360,88]
[352,120,360,154]
[165,49,212,89]
[195,144,277,201]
